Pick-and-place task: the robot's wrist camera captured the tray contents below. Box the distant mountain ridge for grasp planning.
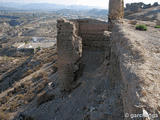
[0,2,105,11]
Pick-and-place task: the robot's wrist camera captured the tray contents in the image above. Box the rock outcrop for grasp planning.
[125,2,144,12]
[125,2,159,12]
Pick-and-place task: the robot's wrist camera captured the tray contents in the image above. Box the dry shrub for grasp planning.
[25,92,35,102]
[32,65,42,72]
[19,114,35,120]
[32,71,48,82]
[35,82,47,94]
[9,86,22,95]
[0,96,10,105]
[24,116,35,120]
[32,71,49,93]
[37,92,55,106]
[157,106,160,112]
[32,73,43,81]
[0,111,10,120]
[23,69,34,77]
[0,71,50,115]
[84,114,90,120]
[9,101,19,112]
[141,90,147,97]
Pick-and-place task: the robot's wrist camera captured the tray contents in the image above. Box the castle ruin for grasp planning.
[57,0,124,91]
[57,0,160,119]
[57,19,110,91]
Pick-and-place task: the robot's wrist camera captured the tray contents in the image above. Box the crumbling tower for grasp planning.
[108,0,124,29]
[109,0,124,21]
[57,19,82,91]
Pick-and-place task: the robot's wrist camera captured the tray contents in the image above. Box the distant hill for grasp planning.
[0,2,103,11]
[20,3,95,10]
[55,8,108,15]
[54,8,108,20]
[86,9,107,16]
[0,6,18,11]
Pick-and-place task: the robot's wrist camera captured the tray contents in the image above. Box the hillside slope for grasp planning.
[125,6,160,22]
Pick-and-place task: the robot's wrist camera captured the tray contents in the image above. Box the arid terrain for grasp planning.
[0,1,160,120]
[0,6,108,120]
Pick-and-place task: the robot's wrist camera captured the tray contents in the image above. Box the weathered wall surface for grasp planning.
[109,0,124,21]
[57,19,82,91]
[77,19,108,49]
[108,0,124,31]
[57,19,110,91]
[110,22,160,119]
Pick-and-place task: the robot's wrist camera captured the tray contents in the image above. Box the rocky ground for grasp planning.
[12,48,123,120]
[125,19,160,111]
[0,46,57,120]
[0,12,58,120]
[110,19,160,120]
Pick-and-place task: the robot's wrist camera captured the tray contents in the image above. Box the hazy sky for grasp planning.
[0,0,159,8]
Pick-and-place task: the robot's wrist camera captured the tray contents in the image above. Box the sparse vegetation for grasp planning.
[0,69,53,116]
[37,92,55,106]
[136,24,147,31]
[0,56,14,61]
[155,25,160,28]
[24,41,29,44]
[0,111,10,120]
[36,46,41,51]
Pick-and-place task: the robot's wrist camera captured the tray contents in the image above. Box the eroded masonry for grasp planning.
[57,0,123,92]
[57,19,110,91]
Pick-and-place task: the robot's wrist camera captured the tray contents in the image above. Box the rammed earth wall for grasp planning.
[57,19,109,91]
[57,19,82,91]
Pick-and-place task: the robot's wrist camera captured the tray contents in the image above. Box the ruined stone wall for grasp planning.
[77,19,108,50]
[57,19,110,91]
[57,19,82,91]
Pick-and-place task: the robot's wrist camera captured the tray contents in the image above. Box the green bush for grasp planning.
[136,25,147,31]
[36,46,41,51]
[24,41,29,44]
[155,25,160,28]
